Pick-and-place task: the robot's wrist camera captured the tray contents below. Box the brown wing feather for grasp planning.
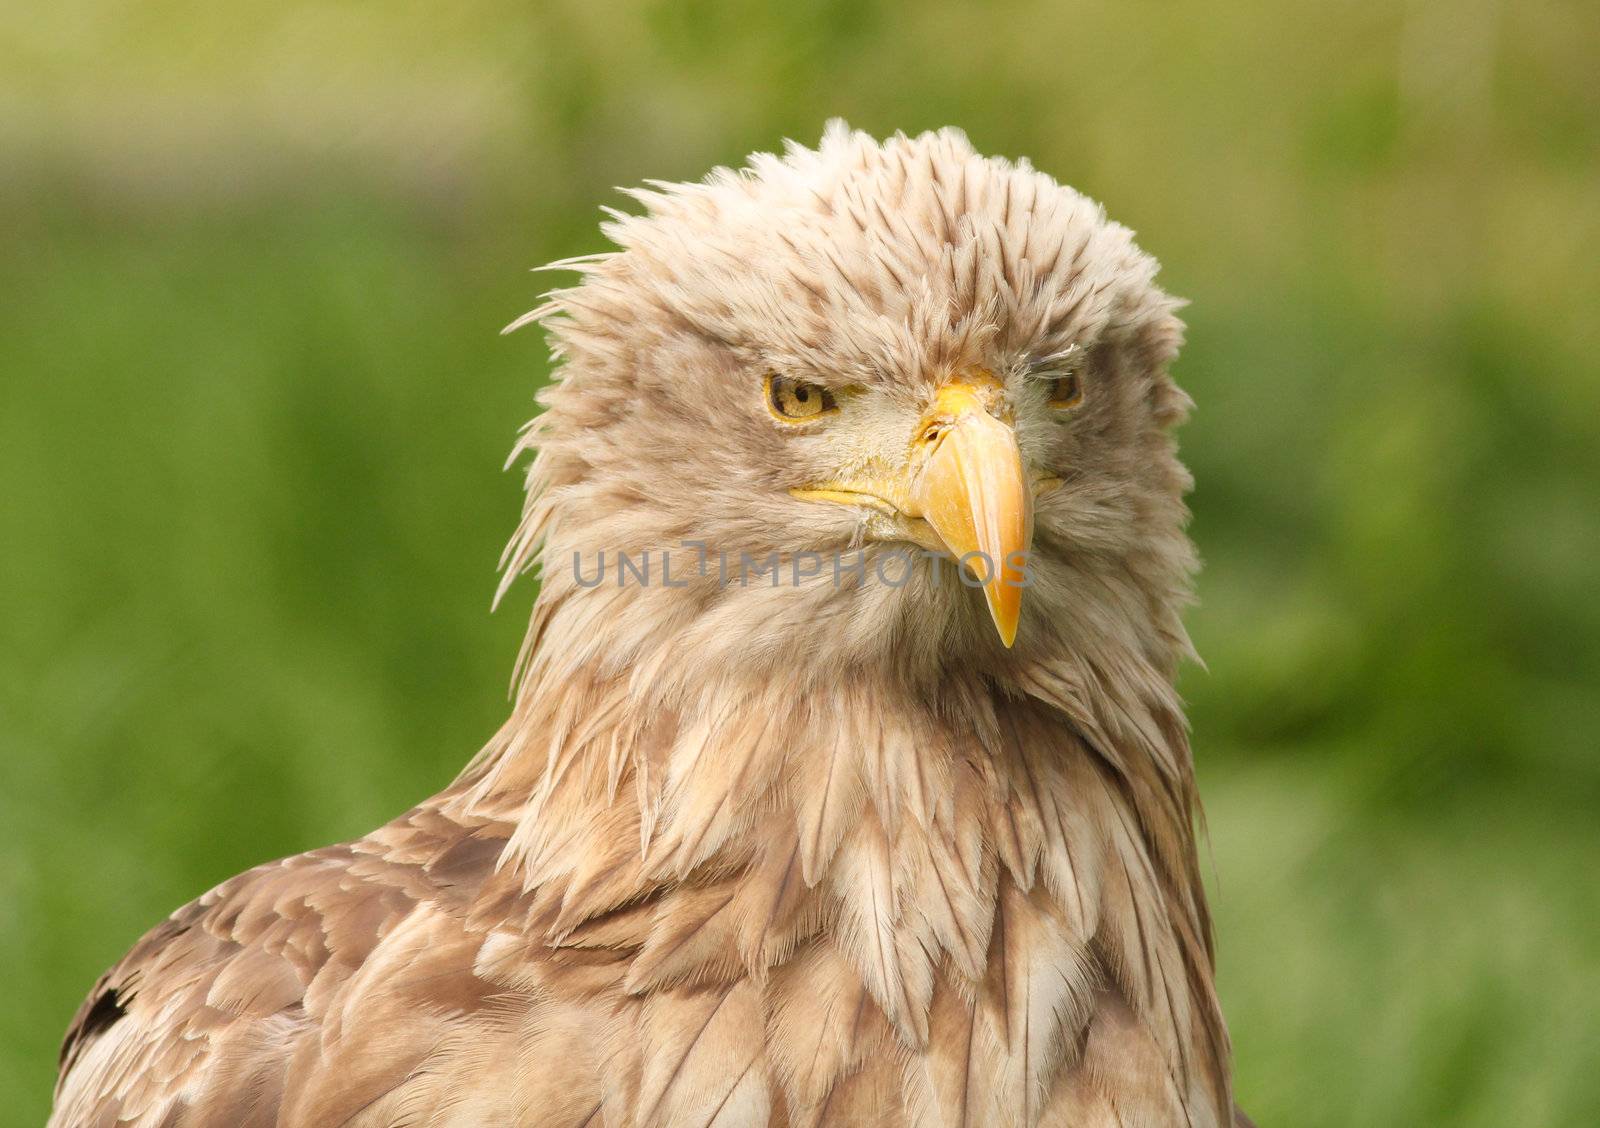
[50,807,524,1128]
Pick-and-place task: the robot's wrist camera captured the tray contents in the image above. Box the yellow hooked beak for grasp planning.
[912,376,1034,646]
[791,372,1035,647]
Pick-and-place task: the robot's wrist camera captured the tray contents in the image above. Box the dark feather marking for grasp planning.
[71,989,125,1052]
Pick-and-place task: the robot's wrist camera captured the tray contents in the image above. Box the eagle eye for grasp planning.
[1048,371,1084,410]
[765,374,837,423]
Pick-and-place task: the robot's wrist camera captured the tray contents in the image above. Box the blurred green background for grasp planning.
[3,1,1598,1124]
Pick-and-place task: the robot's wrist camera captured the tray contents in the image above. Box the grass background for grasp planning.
[3,1,1598,1123]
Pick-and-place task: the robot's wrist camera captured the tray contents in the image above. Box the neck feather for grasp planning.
[438,579,1230,1121]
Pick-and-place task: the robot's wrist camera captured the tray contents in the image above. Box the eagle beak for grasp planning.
[910,374,1033,647]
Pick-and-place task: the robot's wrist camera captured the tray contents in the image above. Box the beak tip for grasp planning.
[986,594,1022,648]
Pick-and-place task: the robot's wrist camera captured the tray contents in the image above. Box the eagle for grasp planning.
[51,123,1244,1127]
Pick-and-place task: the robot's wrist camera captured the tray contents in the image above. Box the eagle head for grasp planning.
[505,122,1195,692]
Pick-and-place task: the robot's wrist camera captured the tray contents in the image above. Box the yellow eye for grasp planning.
[1048,371,1084,410]
[765,374,837,423]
